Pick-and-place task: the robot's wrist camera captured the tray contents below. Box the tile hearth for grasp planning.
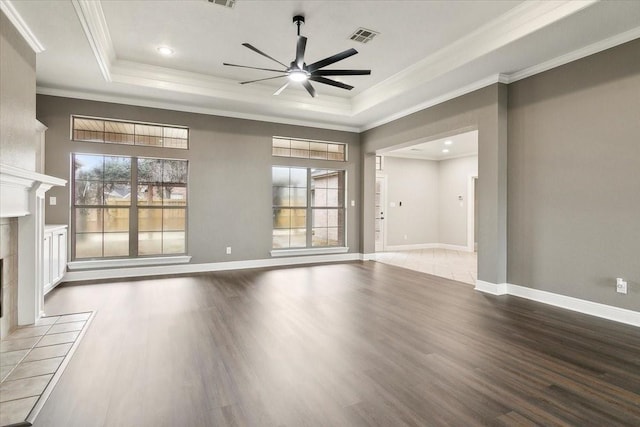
[0,312,93,426]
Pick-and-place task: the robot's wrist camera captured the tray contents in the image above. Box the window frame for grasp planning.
[271,165,347,253]
[71,153,189,261]
[70,115,189,150]
[272,136,347,162]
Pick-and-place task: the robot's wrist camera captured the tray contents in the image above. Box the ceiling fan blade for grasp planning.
[295,36,307,69]
[302,80,316,97]
[312,69,371,76]
[310,76,354,90]
[240,75,287,85]
[307,48,358,72]
[242,43,288,68]
[223,63,286,73]
[274,82,290,96]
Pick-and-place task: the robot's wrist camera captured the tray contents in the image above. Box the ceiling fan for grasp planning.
[223,15,371,97]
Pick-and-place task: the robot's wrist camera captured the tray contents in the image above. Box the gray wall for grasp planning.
[508,39,640,310]
[0,10,37,171]
[382,155,477,248]
[362,84,507,285]
[37,95,361,264]
[438,155,478,246]
[382,157,439,246]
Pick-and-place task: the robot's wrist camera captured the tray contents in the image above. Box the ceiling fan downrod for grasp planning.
[293,15,305,37]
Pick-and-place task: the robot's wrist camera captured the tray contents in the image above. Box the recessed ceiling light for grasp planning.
[157,46,174,56]
[444,140,453,145]
[442,149,450,153]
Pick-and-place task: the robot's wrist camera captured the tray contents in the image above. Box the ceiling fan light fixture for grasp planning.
[157,46,174,56]
[288,70,309,82]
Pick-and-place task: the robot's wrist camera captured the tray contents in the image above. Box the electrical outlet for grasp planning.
[50,196,57,206]
[403,234,408,240]
[226,246,231,255]
[616,278,627,294]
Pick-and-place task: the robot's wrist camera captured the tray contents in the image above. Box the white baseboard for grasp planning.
[62,253,362,283]
[475,281,640,327]
[360,253,376,261]
[475,280,508,295]
[383,243,472,252]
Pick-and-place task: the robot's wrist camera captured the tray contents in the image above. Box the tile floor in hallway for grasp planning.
[374,248,477,285]
[0,312,93,426]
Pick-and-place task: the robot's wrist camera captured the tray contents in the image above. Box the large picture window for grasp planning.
[72,154,188,260]
[272,167,345,249]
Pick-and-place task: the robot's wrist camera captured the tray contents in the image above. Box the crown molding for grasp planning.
[505,25,640,84]
[71,0,114,82]
[0,0,45,53]
[352,0,597,116]
[360,74,505,132]
[35,86,360,133]
[110,60,352,117]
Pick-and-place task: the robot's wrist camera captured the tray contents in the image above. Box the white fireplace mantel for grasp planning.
[1,163,67,326]
[0,163,66,218]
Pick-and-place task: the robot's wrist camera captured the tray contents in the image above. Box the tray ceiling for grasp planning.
[5,0,640,131]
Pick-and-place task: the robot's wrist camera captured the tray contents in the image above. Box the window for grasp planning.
[375,155,383,170]
[137,158,188,255]
[72,154,188,260]
[272,137,346,161]
[72,116,189,149]
[272,167,345,249]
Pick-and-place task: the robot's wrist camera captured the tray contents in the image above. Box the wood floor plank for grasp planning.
[32,261,640,427]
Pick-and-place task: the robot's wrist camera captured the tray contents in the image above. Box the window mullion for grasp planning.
[130,157,139,257]
[306,168,312,248]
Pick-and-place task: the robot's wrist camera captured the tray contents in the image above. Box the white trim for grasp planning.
[360,253,376,261]
[0,0,45,53]
[439,244,473,252]
[374,174,387,252]
[474,281,640,327]
[71,0,114,82]
[467,175,478,252]
[0,164,66,218]
[383,243,473,252]
[475,280,508,295]
[36,86,360,133]
[62,253,361,282]
[270,247,349,257]
[507,283,640,328]
[506,26,640,83]
[67,255,192,270]
[360,74,505,131]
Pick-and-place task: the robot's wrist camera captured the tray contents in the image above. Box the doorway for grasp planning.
[373,130,478,285]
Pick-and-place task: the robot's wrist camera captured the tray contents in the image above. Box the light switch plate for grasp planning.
[50,196,57,205]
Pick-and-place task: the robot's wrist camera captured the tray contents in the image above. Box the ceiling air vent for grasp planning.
[208,0,235,8]
[349,28,379,44]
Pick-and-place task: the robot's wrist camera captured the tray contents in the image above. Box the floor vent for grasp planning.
[208,0,235,8]
[349,28,379,44]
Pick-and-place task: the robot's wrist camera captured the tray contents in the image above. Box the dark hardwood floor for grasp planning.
[35,261,640,426]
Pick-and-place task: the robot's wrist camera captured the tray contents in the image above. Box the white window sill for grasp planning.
[270,247,349,257]
[67,256,192,270]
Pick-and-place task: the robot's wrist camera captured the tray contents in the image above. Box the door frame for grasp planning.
[375,173,387,252]
[467,175,478,252]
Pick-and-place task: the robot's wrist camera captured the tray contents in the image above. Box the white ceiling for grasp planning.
[5,0,640,131]
[382,130,478,161]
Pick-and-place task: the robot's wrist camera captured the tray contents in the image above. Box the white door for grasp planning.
[375,176,386,252]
